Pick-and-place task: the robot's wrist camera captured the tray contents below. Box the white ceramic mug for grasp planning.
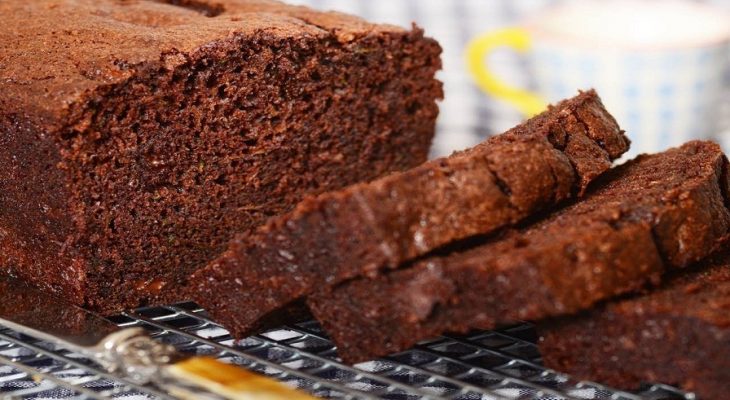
[467,0,730,156]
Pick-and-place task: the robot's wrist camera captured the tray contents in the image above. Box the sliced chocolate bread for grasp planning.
[538,247,730,400]
[308,141,730,363]
[0,0,442,313]
[192,90,630,336]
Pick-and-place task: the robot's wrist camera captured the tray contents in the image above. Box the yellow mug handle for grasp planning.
[466,27,547,117]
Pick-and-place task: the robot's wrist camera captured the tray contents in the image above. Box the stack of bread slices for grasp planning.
[192,89,730,399]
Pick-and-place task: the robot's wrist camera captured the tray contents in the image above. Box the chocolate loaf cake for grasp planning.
[192,90,630,336]
[0,0,442,312]
[308,141,730,363]
[539,248,730,400]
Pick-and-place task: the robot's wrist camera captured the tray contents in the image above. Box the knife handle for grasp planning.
[163,356,317,400]
[96,328,316,399]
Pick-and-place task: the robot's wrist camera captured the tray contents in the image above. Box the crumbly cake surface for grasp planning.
[0,0,442,312]
[539,248,730,400]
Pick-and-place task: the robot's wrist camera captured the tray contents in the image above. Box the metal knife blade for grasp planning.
[0,275,316,400]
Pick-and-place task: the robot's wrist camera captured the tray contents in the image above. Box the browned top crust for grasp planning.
[0,0,408,127]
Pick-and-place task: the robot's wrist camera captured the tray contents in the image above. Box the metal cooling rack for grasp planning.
[0,302,694,400]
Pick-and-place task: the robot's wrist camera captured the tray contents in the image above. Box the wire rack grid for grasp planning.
[0,302,694,400]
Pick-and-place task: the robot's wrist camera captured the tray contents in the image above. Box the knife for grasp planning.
[0,275,316,400]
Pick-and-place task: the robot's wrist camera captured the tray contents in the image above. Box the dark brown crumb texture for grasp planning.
[191,90,630,337]
[538,247,730,400]
[0,0,443,313]
[308,141,730,363]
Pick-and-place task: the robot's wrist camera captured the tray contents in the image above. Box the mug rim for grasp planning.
[525,1,730,51]
[526,25,730,51]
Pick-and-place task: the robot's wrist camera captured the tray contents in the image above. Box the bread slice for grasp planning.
[539,247,730,400]
[308,141,730,363]
[191,90,629,336]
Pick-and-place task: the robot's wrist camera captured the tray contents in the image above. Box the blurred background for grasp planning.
[287,0,730,159]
